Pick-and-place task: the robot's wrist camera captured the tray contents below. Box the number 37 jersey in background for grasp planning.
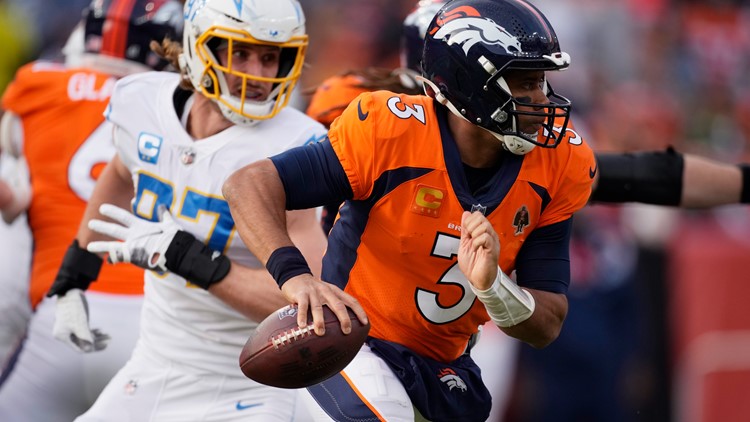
[108,72,326,375]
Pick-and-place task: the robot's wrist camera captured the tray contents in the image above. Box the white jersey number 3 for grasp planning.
[416,233,476,324]
[387,96,426,124]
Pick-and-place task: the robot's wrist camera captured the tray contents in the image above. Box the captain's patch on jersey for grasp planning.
[411,185,446,218]
[137,132,163,164]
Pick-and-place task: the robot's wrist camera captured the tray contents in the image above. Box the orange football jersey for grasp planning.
[306,74,370,128]
[2,62,143,309]
[324,90,595,362]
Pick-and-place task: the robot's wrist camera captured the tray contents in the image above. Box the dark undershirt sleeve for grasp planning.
[514,218,573,294]
[269,139,354,210]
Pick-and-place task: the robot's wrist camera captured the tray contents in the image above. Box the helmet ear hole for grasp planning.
[202,69,218,94]
[454,69,472,96]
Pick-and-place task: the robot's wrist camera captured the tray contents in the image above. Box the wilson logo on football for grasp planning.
[277,306,298,320]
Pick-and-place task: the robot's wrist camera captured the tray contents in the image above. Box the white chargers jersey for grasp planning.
[108,72,326,376]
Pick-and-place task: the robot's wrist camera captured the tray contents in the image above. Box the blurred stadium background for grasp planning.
[2,0,749,421]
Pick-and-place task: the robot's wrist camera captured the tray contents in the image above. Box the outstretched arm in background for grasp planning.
[681,154,744,207]
[592,148,748,208]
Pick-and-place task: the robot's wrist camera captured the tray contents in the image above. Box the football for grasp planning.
[239,304,370,389]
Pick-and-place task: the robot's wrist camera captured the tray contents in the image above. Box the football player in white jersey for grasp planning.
[0,1,182,421]
[45,0,327,421]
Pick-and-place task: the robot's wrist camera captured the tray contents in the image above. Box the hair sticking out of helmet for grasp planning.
[179,0,308,126]
[401,0,446,74]
[421,0,573,155]
[72,0,183,76]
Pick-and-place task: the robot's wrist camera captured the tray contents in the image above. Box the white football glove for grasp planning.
[87,204,180,271]
[53,288,110,353]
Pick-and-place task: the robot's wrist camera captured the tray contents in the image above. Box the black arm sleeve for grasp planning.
[515,218,573,294]
[740,164,750,204]
[591,148,684,205]
[270,139,354,210]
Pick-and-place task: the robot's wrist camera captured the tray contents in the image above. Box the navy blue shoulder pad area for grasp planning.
[514,218,573,294]
[270,139,353,210]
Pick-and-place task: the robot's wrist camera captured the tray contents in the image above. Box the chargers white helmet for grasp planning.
[180,0,308,125]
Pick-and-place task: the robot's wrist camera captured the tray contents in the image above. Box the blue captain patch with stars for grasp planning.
[137,132,163,164]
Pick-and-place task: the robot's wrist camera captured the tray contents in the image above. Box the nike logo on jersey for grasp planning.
[235,401,262,411]
[589,164,598,179]
[357,100,369,121]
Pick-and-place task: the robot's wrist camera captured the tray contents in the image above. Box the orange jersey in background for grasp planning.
[306,74,370,128]
[323,90,594,362]
[2,62,143,309]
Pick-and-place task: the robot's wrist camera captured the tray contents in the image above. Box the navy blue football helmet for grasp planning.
[401,0,446,73]
[422,0,572,155]
[83,0,183,71]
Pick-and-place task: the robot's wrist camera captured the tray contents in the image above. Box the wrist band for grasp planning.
[47,240,103,297]
[266,246,312,288]
[164,231,231,290]
[470,267,535,328]
[740,164,750,204]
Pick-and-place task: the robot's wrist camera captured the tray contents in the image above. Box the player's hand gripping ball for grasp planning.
[240,304,370,388]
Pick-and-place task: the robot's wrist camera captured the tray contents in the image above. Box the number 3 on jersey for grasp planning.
[132,171,235,253]
[387,96,426,124]
[416,233,476,324]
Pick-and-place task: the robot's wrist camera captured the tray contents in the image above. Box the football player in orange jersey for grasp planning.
[302,1,749,420]
[224,0,595,420]
[0,1,183,420]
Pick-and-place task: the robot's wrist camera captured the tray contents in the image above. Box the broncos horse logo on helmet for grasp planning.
[421,0,573,155]
[432,16,522,57]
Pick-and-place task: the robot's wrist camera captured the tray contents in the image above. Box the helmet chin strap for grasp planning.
[419,76,536,156]
[492,132,536,155]
[218,103,260,127]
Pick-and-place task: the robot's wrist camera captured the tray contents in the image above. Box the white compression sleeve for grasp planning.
[470,268,536,327]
